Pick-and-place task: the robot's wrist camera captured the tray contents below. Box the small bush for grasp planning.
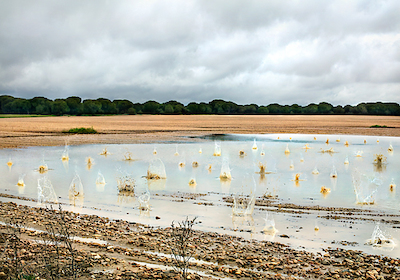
[62,127,98,134]
[370,125,387,128]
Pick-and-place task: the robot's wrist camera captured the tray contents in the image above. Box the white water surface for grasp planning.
[1,133,399,258]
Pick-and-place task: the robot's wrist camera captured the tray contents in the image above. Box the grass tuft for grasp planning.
[62,127,98,134]
[370,125,387,128]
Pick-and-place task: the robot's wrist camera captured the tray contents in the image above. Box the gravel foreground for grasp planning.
[0,201,399,280]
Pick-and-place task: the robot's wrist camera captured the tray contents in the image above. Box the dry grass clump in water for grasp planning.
[302,144,311,150]
[336,138,340,142]
[320,147,335,154]
[153,148,157,155]
[192,161,199,168]
[100,147,110,156]
[146,171,162,180]
[239,150,246,157]
[61,155,69,161]
[326,138,329,144]
[344,141,349,146]
[373,154,387,172]
[61,152,69,161]
[284,144,290,154]
[188,179,196,186]
[17,178,25,187]
[219,172,231,180]
[179,162,185,167]
[388,144,394,152]
[389,180,396,192]
[330,168,338,178]
[258,162,266,174]
[7,160,12,168]
[355,151,363,157]
[374,154,386,165]
[38,165,48,174]
[320,186,331,196]
[86,157,94,170]
[117,176,135,192]
[123,152,134,161]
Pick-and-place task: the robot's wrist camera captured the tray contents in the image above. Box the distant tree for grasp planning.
[3,98,31,114]
[97,98,117,114]
[66,96,83,115]
[51,99,70,115]
[114,100,134,114]
[164,104,174,114]
[198,103,212,114]
[267,103,282,114]
[83,100,101,115]
[186,102,199,114]
[241,104,257,114]
[281,105,291,114]
[333,105,345,114]
[127,107,136,115]
[29,97,52,115]
[143,101,160,114]
[0,95,15,113]
[290,104,303,114]
[318,102,333,114]
[344,105,355,114]
[304,104,318,114]
[257,106,269,114]
[355,103,368,115]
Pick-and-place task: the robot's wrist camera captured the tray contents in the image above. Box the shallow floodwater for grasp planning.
[1,133,399,258]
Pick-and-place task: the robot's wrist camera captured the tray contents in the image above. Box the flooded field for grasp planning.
[1,133,399,258]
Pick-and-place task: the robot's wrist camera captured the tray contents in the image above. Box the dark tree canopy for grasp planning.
[0,95,399,116]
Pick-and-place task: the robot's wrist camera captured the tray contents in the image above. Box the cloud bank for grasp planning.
[0,0,399,105]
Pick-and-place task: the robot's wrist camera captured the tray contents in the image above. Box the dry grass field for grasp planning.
[0,114,399,148]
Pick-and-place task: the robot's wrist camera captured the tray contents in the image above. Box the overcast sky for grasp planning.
[0,1,399,106]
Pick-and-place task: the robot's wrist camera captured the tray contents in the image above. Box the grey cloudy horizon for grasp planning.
[1,0,399,106]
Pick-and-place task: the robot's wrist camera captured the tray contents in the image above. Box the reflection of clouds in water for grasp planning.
[2,135,400,257]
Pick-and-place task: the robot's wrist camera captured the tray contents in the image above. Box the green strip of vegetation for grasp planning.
[62,127,98,134]
[1,95,400,116]
[370,125,388,128]
[0,114,49,118]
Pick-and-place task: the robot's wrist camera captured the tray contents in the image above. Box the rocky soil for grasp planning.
[0,201,399,279]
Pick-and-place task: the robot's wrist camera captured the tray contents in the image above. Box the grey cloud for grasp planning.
[0,0,399,106]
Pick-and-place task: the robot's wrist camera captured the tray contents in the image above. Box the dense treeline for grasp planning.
[0,95,399,116]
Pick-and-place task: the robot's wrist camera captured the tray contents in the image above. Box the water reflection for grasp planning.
[1,133,400,258]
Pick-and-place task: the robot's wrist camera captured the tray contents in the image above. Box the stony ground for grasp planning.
[0,201,399,279]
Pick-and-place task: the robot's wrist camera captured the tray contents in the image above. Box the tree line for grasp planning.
[0,95,399,116]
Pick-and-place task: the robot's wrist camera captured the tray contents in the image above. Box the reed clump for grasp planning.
[62,127,97,134]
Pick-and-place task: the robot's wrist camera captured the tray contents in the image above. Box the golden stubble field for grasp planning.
[0,114,399,148]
